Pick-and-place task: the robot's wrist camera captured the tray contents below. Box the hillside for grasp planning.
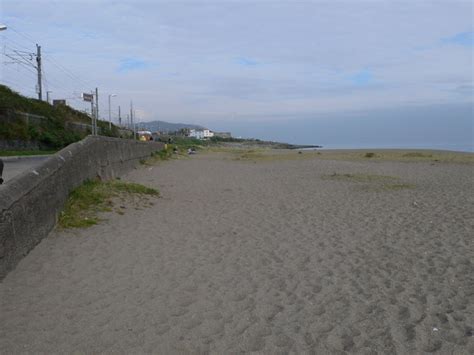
[0,84,118,150]
[0,85,91,124]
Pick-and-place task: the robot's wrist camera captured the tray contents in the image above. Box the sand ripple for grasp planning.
[1,153,473,353]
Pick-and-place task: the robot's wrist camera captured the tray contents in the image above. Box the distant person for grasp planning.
[0,158,4,185]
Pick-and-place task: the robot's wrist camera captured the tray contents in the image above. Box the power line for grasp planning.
[1,25,124,119]
[0,34,33,52]
[2,26,96,94]
[2,46,88,101]
[41,66,77,92]
[2,57,38,77]
[43,55,93,84]
[2,53,83,100]
[6,26,37,45]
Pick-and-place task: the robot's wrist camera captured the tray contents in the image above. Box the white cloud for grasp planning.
[1,0,472,122]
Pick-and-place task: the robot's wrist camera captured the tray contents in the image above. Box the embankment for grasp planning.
[0,136,164,279]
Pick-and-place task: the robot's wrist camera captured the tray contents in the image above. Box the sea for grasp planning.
[207,102,473,153]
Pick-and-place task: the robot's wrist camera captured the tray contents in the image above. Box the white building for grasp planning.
[189,128,214,140]
[203,129,214,138]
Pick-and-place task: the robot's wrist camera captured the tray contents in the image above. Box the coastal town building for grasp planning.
[189,128,214,140]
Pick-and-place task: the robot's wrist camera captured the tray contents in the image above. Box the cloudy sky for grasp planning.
[0,0,472,147]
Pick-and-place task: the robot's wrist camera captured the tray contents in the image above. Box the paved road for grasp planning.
[1,156,50,183]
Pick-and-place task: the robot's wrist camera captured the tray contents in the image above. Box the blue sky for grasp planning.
[0,0,472,147]
[118,58,154,73]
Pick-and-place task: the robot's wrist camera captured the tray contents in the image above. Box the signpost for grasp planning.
[82,92,96,135]
[82,93,93,102]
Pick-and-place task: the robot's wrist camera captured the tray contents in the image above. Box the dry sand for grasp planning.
[1,151,473,353]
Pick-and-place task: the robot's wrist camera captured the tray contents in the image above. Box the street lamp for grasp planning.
[108,94,117,129]
[0,25,7,31]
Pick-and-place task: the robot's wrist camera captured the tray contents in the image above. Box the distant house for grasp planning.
[203,129,214,138]
[189,128,214,140]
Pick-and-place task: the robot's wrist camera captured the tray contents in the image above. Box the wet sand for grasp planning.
[1,151,473,353]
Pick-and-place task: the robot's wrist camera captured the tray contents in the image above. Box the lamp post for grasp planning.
[108,94,117,129]
[0,22,4,184]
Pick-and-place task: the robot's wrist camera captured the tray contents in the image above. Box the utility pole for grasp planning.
[91,105,95,135]
[90,91,95,135]
[118,106,121,126]
[130,101,134,139]
[95,88,99,135]
[36,44,42,101]
[108,94,117,130]
[3,41,45,99]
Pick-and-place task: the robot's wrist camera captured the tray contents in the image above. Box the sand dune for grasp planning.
[1,151,473,353]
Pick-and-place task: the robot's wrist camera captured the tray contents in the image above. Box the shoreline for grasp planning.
[212,139,473,154]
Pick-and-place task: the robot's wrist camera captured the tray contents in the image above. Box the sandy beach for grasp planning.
[1,150,473,353]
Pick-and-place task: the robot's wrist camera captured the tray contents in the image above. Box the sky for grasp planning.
[0,0,473,149]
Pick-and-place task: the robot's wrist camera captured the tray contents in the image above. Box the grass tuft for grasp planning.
[322,173,400,183]
[59,179,159,229]
[322,173,415,192]
[402,152,433,158]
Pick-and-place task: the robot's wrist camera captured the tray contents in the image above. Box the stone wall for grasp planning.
[0,136,164,279]
[0,139,45,150]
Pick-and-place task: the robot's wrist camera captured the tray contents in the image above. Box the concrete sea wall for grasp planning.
[0,136,164,279]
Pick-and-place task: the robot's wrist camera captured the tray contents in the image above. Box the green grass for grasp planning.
[0,150,57,157]
[156,147,173,160]
[59,179,159,228]
[314,150,473,164]
[111,181,159,195]
[322,173,415,191]
[321,173,400,183]
[0,84,122,149]
[210,147,474,164]
[141,143,199,165]
[141,147,175,165]
[232,149,266,161]
[402,152,433,158]
[172,136,206,150]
